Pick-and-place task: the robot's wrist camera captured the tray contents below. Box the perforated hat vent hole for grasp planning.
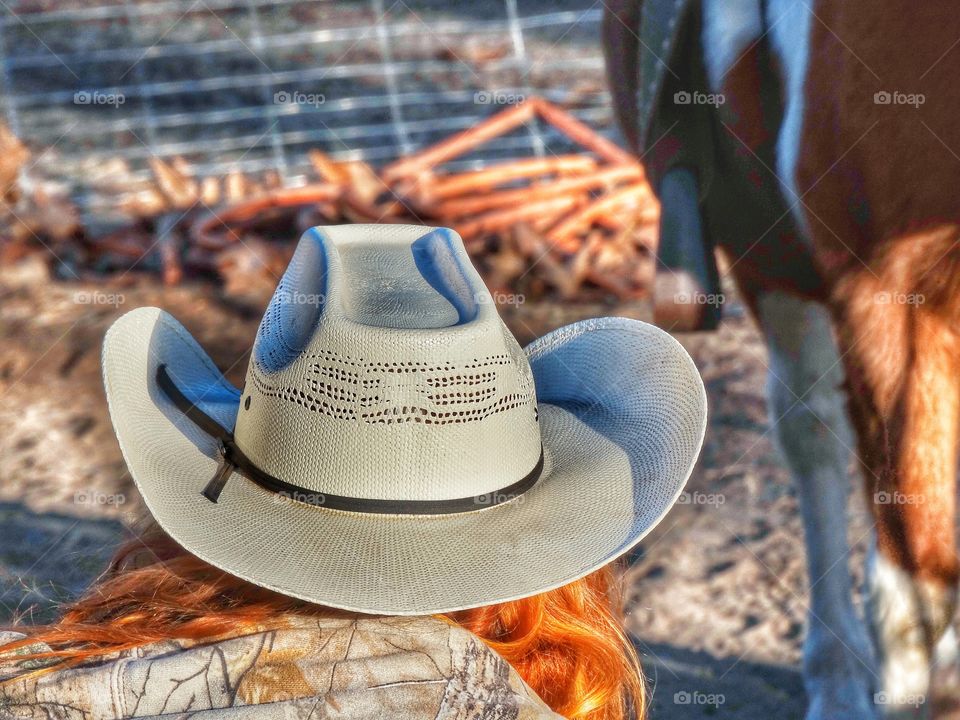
[244,396,251,411]
[249,350,537,426]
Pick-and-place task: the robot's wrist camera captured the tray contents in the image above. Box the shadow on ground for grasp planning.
[637,640,805,719]
[0,502,126,624]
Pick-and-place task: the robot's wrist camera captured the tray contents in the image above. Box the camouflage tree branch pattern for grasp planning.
[0,616,561,719]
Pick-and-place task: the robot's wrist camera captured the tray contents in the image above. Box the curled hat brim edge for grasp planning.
[102,306,707,615]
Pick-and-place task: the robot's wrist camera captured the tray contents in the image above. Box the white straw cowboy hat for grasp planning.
[102,224,706,615]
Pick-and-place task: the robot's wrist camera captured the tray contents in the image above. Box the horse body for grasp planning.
[790,6,960,714]
[607,1,960,717]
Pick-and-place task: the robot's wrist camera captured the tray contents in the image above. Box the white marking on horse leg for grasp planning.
[932,625,960,707]
[701,0,764,92]
[766,0,813,237]
[934,625,959,670]
[866,544,935,717]
[757,291,875,720]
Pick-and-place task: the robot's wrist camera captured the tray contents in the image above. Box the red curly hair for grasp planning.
[2,524,645,719]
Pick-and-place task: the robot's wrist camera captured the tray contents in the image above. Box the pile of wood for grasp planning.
[0,125,80,259]
[0,98,659,302]
[380,98,657,300]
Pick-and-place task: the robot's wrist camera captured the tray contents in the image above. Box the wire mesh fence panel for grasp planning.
[0,0,614,199]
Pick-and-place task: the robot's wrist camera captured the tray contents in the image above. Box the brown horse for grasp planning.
[605,1,960,718]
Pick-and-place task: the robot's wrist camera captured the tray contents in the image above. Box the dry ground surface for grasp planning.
[2,256,958,719]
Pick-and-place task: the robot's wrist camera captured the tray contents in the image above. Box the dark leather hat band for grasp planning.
[156,364,543,515]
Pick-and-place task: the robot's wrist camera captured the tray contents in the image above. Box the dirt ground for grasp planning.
[1,254,952,719]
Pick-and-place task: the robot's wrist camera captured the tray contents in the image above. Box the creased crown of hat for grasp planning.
[230,224,542,510]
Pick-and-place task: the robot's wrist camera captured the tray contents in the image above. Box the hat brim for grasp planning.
[102,307,706,615]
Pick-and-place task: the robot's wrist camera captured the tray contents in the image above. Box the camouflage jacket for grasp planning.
[0,616,562,719]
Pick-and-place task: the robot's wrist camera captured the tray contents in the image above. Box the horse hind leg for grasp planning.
[866,310,960,718]
[835,247,960,718]
[756,290,876,720]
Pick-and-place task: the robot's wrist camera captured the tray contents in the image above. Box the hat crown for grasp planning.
[233,225,542,503]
